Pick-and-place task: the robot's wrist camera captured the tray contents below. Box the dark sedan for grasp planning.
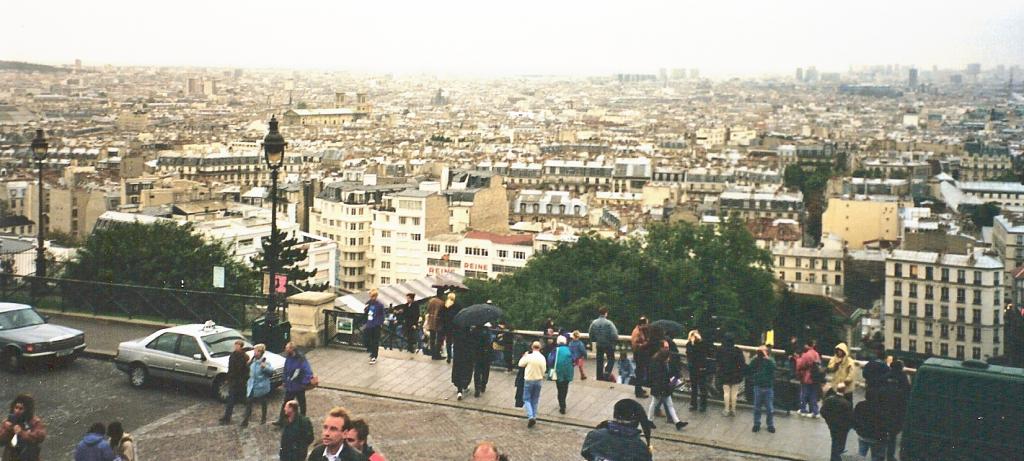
[0,303,86,370]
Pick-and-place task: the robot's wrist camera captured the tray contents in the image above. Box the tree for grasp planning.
[783,165,806,189]
[249,228,328,295]
[65,221,258,294]
[460,220,778,344]
[969,202,1001,229]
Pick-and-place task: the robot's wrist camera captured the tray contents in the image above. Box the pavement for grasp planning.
[33,311,858,460]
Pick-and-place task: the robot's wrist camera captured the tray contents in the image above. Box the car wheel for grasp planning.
[1,348,22,372]
[129,364,149,388]
[213,375,230,402]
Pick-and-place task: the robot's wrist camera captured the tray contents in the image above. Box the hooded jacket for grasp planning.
[795,346,821,385]
[73,432,117,461]
[827,343,855,392]
[581,422,653,461]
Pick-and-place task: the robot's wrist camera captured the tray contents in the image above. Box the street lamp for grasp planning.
[262,116,286,327]
[30,129,48,293]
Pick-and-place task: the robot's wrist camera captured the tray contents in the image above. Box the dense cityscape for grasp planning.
[2,2,1023,461]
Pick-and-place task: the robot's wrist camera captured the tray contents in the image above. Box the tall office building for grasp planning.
[796,67,804,82]
[909,68,919,88]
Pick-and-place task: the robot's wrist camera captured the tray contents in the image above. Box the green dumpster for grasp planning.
[251,316,291,354]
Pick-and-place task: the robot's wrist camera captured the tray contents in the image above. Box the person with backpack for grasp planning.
[715,333,746,416]
[795,339,823,417]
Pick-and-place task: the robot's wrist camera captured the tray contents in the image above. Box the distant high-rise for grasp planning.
[908,68,919,88]
[796,67,804,82]
[689,68,700,79]
[967,63,981,75]
[804,66,818,83]
[74,59,81,70]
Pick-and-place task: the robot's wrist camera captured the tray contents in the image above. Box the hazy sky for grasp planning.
[5,0,1023,77]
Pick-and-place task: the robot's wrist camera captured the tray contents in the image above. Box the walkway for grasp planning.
[307,346,842,460]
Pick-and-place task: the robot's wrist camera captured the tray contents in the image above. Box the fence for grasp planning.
[0,274,265,329]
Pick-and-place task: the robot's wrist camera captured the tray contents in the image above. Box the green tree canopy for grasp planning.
[249,228,328,294]
[462,219,777,343]
[65,221,258,294]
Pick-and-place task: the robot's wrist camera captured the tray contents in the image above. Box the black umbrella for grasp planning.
[650,319,684,338]
[453,303,504,328]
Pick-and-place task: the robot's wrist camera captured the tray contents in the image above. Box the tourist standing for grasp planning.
[821,384,854,461]
[451,324,475,400]
[426,294,444,360]
[827,343,855,403]
[472,324,493,397]
[795,339,822,417]
[569,330,588,380]
[275,342,313,425]
[401,293,420,353]
[279,400,313,461]
[630,317,651,398]
[748,345,776,433]
[587,307,619,381]
[685,329,711,412]
[715,333,746,416]
[220,340,250,424]
[343,419,386,461]
[552,335,575,414]
[441,293,462,363]
[306,407,366,461]
[518,341,547,428]
[1,394,46,461]
[364,289,385,364]
[241,343,275,427]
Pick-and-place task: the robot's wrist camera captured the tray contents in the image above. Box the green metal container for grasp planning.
[900,358,1024,461]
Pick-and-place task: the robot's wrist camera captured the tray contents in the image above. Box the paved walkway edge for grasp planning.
[315,381,807,461]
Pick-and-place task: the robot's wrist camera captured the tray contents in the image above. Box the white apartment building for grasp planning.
[774,245,845,299]
[309,182,410,292]
[991,214,1024,289]
[884,249,1004,361]
[425,231,534,280]
[370,189,449,287]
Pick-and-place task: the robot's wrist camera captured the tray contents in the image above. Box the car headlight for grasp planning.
[24,343,43,353]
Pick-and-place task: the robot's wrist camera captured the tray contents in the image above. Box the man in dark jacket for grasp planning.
[587,306,619,381]
[220,340,250,424]
[821,384,854,461]
[73,423,116,461]
[853,398,887,461]
[307,407,367,461]
[715,334,745,416]
[878,361,910,461]
[581,399,654,461]
[280,400,313,461]
[861,345,889,401]
[400,293,420,353]
[685,330,711,412]
[426,294,444,359]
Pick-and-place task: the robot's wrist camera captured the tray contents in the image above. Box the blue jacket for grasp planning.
[365,300,385,329]
[248,356,275,398]
[569,339,588,360]
[587,316,619,346]
[284,352,313,393]
[554,344,574,382]
[74,433,117,461]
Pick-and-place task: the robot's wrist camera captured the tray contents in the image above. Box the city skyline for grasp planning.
[4,0,1023,77]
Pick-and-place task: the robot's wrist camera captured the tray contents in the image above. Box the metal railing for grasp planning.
[0,274,264,329]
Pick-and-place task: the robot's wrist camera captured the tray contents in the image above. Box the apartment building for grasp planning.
[884,249,1004,361]
[960,141,1012,181]
[309,182,410,292]
[370,189,449,287]
[821,197,902,249]
[48,167,119,240]
[774,245,845,299]
[441,169,509,234]
[718,186,804,222]
[511,190,588,226]
[991,214,1024,289]
[425,230,534,280]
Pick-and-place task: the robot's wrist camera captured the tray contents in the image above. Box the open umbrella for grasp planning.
[452,303,504,328]
[650,319,685,338]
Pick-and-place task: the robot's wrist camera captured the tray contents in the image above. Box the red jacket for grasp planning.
[795,348,821,384]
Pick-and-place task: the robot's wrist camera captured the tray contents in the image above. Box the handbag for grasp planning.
[305,374,319,391]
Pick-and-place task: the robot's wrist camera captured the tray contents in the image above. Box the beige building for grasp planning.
[884,249,1004,360]
[370,189,449,287]
[822,197,901,249]
[774,245,845,299]
[991,214,1024,289]
[48,167,119,240]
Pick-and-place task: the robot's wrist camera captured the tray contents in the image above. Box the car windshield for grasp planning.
[0,308,45,330]
[201,330,250,357]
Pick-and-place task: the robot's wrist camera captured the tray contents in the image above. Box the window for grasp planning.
[893,282,902,296]
[380,261,390,269]
[957,270,966,284]
[972,347,981,360]
[956,325,966,341]
[894,263,902,277]
[972,289,982,305]
[445,245,458,254]
[398,200,422,210]
[834,275,842,285]
[925,304,934,318]
[382,246,391,254]
[972,309,981,324]
[893,337,902,351]
[925,341,933,355]
[498,250,508,258]
[956,345,964,360]
[380,277,390,284]
[940,323,949,339]
[909,303,918,316]
[147,333,179,354]
[909,265,918,277]
[924,321,933,337]
[956,289,966,304]
[796,272,802,282]
[893,317,902,333]
[909,320,917,335]
[381,230,391,238]
[940,287,949,301]
[925,285,933,300]
[909,283,918,298]
[909,339,917,352]
[428,244,440,252]
[925,266,933,280]
[941,268,949,282]
[940,343,949,357]
[835,260,842,271]
[973,271,982,285]
[894,301,902,315]
[412,234,421,241]
[972,327,982,343]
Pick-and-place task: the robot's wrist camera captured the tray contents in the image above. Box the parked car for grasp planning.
[114,321,285,401]
[0,302,86,370]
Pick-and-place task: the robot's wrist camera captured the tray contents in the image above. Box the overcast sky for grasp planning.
[4,0,1022,77]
